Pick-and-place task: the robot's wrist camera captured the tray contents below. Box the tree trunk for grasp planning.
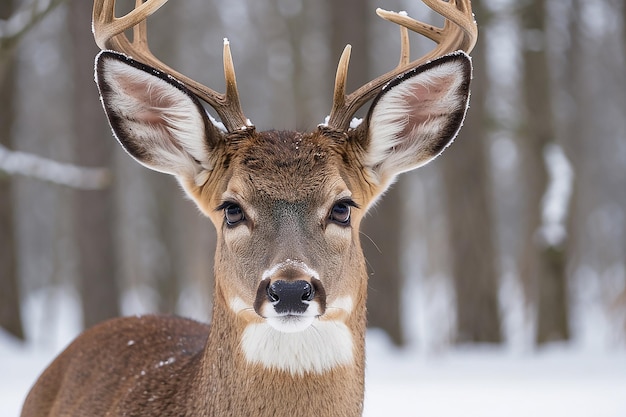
[362,187,405,346]
[0,0,25,340]
[440,0,502,344]
[519,0,569,344]
[150,175,181,314]
[69,0,120,328]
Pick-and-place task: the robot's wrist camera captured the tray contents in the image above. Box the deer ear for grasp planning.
[360,52,472,188]
[95,51,223,182]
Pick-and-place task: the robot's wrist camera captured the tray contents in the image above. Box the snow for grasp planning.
[1,294,625,417]
[0,144,111,190]
[364,331,626,417]
[1,335,54,417]
[540,143,574,247]
[350,117,363,129]
[3,333,625,417]
[319,115,363,129]
[208,113,227,133]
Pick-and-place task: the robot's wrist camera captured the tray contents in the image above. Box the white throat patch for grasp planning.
[240,320,354,376]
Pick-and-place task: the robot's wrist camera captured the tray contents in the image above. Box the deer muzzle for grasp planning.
[254,261,327,333]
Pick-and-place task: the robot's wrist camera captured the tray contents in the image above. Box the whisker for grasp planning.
[309,322,324,339]
[359,230,382,254]
[325,306,348,314]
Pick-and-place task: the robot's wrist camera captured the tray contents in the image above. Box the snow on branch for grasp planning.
[0,0,66,50]
[0,144,111,190]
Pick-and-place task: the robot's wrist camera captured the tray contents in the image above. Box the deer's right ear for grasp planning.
[95,51,223,181]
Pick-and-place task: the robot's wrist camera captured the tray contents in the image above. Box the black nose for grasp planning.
[266,280,314,314]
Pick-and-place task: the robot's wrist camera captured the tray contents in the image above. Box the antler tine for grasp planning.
[330,45,352,123]
[327,0,478,131]
[92,0,250,132]
[221,39,248,130]
[92,0,167,50]
[399,25,410,67]
[379,0,477,57]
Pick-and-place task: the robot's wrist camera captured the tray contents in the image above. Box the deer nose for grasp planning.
[266,280,314,314]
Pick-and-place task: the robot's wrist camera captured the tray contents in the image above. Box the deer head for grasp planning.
[93,0,476,374]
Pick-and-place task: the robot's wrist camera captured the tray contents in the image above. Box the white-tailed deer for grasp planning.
[22,1,477,416]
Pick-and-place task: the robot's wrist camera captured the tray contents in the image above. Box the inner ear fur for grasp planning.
[358,52,472,188]
[95,51,224,181]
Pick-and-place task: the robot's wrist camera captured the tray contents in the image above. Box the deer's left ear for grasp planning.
[359,52,472,188]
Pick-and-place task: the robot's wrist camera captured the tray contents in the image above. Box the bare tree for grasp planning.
[1,0,112,338]
[518,0,569,344]
[362,187,406,345]
[68,0,120,328]
[440,0,502,343]
[0,0,66,54]
[0,0,24,340]
[559,0,626,341]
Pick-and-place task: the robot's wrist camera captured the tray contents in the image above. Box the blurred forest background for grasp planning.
[1,0,625,352]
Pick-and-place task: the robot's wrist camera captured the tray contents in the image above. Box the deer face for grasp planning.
[195,129,368,335]
[96,50,471,372]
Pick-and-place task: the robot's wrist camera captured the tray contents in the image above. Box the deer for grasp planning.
[21,0,477,416]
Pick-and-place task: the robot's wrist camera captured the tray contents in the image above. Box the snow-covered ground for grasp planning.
[364,331,626,417]
[2,287,626,417]
[2,328,625,417]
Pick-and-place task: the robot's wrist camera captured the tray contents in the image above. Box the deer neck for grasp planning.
[191,275,367,417]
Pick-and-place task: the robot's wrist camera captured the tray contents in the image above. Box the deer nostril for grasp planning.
[267,282,280,303]
[301,282,314,302]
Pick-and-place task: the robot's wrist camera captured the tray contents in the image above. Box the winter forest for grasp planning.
[1,0,626,416]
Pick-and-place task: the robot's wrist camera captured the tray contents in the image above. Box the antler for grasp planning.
[92,0,250,132]
[328,0,478,131]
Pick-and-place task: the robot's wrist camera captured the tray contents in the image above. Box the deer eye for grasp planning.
[222,203,245,226]
[329,202,352,225]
